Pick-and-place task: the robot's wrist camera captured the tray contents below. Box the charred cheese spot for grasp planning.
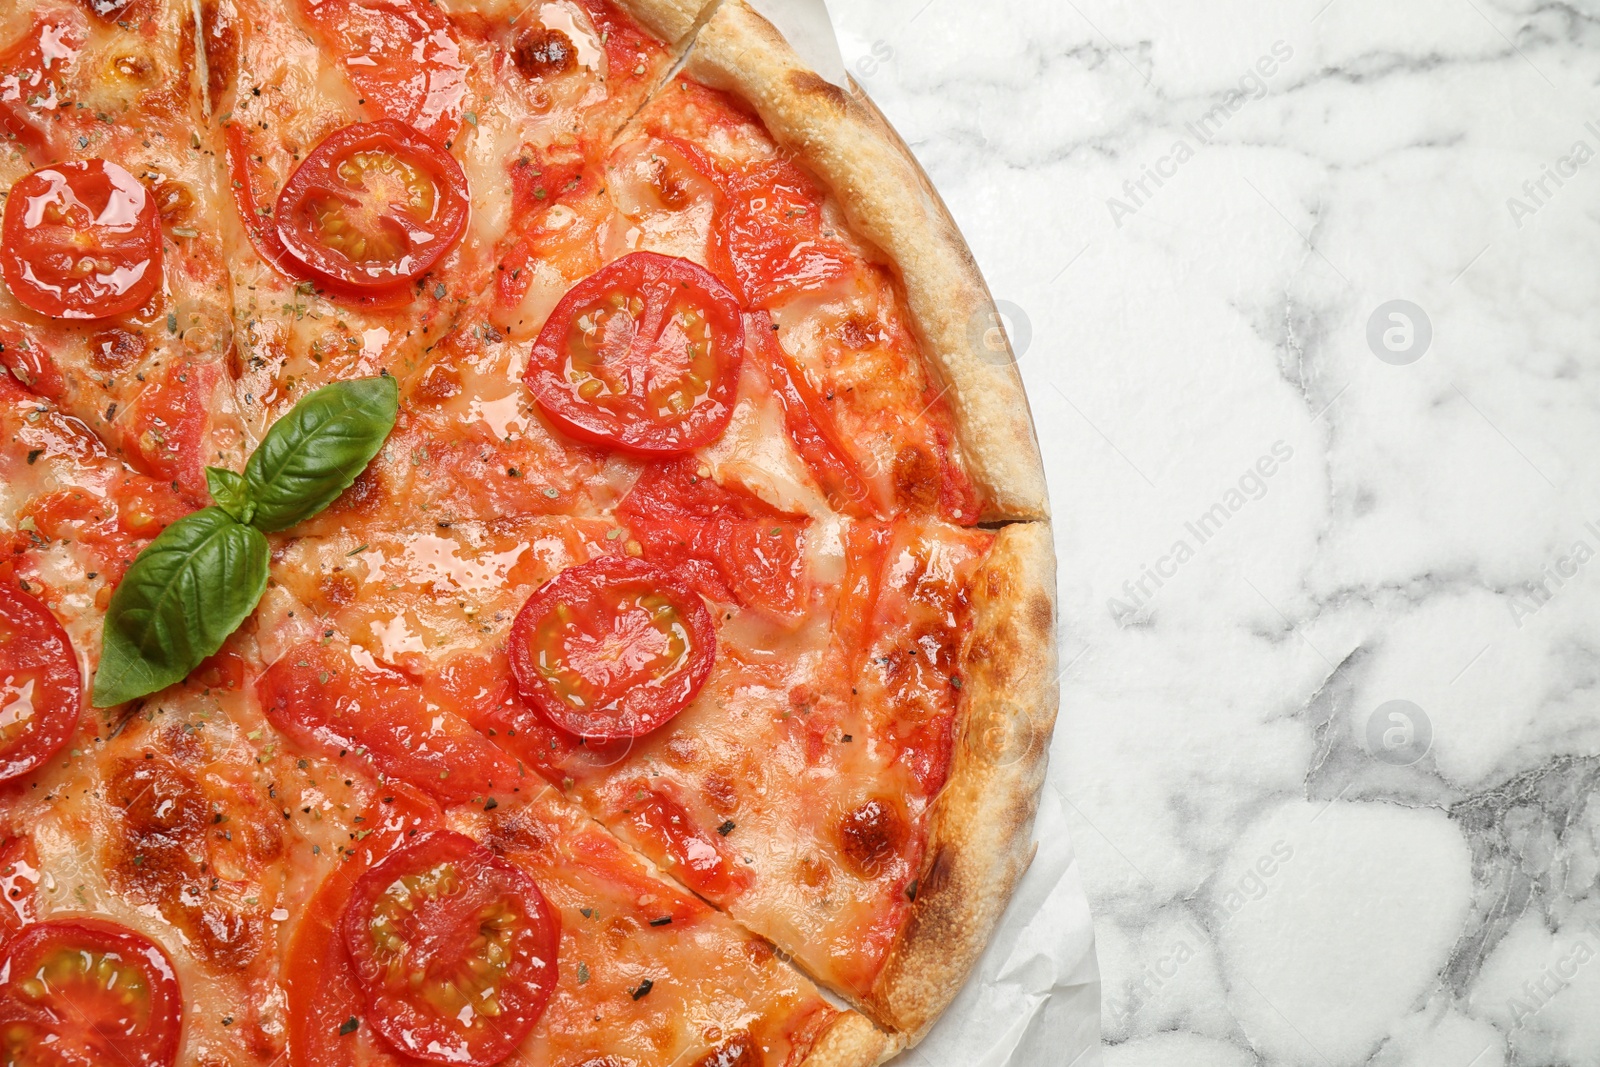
[89,327,146,372]
[664,734,700,767]
[329,466,384,516]
[201,0,239,109]
[107,755,210,896]
[893,445,940,509]
[412,362,463,405]
[151,177,196,226]
[514,27,577,79]
[702,772,737,814]
[648,155,694,211]
[105,754,278,971]
[838,315,880,350]
[111,51,154,82]
[837,797,904,879]
[603,914,641,949]
[694,1034,759,1067]
[797,854,831,891]
[315,570,357,611]
[484,809,558,855]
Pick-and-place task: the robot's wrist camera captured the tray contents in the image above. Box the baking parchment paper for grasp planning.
[735,3,1105,1064]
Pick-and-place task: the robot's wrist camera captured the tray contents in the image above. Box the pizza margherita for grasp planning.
[0,1,1056,1064]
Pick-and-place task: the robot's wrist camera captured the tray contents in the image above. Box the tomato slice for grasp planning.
[0,836,39,939]
[0,917,182,1067]
[616,458,810,620]
[712,156,853,309]
[296,0,466,145]
[613,781,752,903]
[0,10,87,162]
[340,831,558,1066]
[0,581,80,784]
[274,120,469,291]
[747,311,883,517]
[117,358,218,505]
[286,785,442,1067]
[1,160,162,320]
[509,556,716,741]
[258,642,521,806]
[524,251,744,454]
[224,121,301,281]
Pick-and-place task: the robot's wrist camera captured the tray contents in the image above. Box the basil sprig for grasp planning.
[92,375,398,707]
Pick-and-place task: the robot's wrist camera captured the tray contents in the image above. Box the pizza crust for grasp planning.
[610,0,713,41]
[676,0,1050,522]
[799,1011,903,1067]
[865,520,1059,1038]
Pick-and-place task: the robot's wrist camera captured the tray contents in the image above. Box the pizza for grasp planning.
[0,0,1056,1064]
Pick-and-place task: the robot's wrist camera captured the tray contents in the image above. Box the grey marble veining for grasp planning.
[827,0,1600,1064]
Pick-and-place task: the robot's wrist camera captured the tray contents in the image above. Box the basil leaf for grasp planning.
[206,466,255,525]
[92,508,269,708]
[244,376,398,532]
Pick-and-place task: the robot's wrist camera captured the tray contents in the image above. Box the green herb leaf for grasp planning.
[244,376,398,532]
[92,508,269,707]
[205,466,255,524]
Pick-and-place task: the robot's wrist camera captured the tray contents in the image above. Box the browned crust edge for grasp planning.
[610,0,713,43]
[680,0,1050,522]
[865,521,1059,1039]
[798,1010,904,1067]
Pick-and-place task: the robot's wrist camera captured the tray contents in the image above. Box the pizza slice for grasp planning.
[0,0,245,506]
[265,509,1051,1031]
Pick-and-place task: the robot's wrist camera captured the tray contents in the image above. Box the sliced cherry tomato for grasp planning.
[0,321,65,400]
[274,120,469,291]
[297,0,465,145]
[832,521,892,688]
[118,358,218,505]
[223,121,300,280]
[713,157,853,309]
[524,251,744,454]
[0,581,80,784]
[0,917,182,1067]
[258,642,521,806]
[509,556,716,741]
[616,457,810,620]
[0,836,39,938]
[747,311,882,517]
[341,831,558,1066]
[286,785,442,1067]
[1,160,162,320]
[611,781,752,903]
[0,10,87,162]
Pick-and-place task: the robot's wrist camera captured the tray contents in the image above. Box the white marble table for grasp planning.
[828,1,1600,1064]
